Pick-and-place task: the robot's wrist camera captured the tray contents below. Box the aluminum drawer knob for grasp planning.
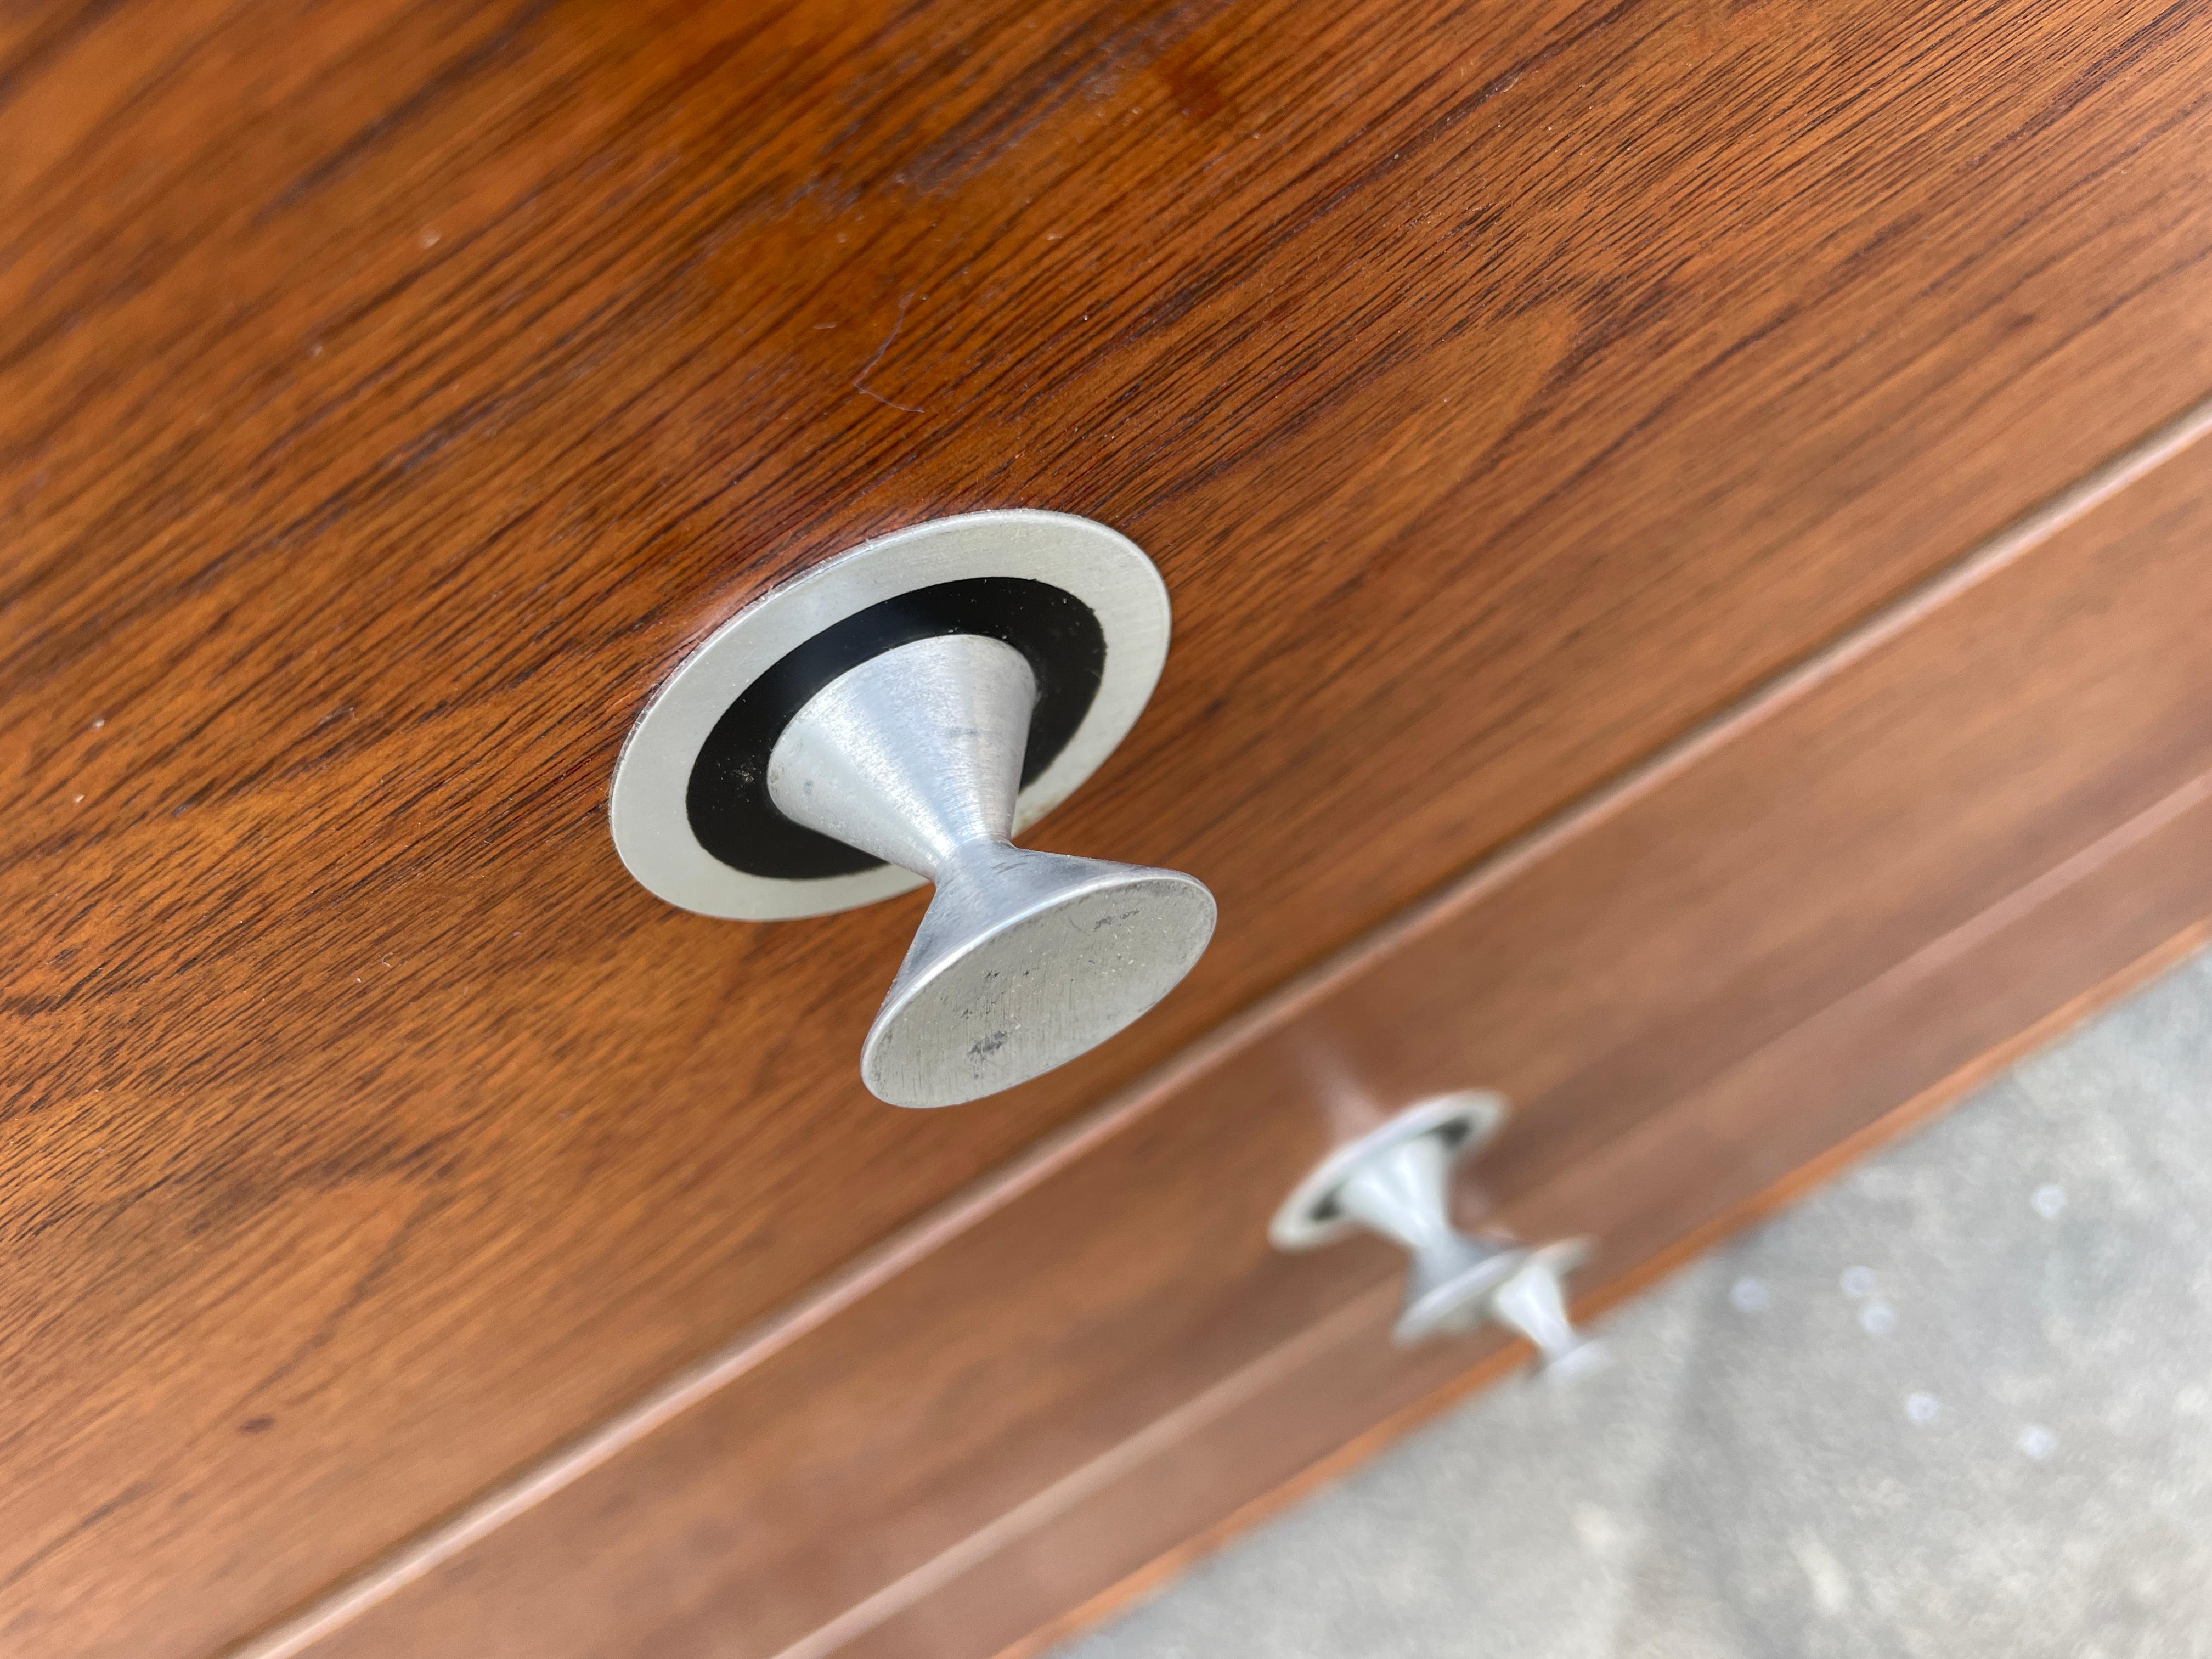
[606,511,1216,1109]
[1271,1092,1602,1372]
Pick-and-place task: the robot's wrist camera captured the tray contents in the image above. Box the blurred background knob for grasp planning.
[1271,1091,1602,1373]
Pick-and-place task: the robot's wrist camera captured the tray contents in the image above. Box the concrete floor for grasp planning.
[1057,949,2212,1659]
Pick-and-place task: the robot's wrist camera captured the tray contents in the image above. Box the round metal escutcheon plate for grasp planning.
[608,510,1173,921]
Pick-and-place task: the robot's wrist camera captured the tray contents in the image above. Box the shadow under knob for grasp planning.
[768,633,1215,1107]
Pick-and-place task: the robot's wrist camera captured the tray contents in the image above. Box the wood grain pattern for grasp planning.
[7,0,2212,1653]
[294,421,2212,1659]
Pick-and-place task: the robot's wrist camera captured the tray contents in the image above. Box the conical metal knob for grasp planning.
[1271,1092,1601,1372]
[768,633,1216,1108]
[1481,1242,1606,1377]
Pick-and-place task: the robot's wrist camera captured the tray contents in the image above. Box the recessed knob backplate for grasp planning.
[608,511,1215,1107]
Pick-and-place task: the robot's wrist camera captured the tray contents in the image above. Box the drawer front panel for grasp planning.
[299,421,2212,1658]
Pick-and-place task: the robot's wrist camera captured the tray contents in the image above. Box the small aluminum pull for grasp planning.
[767,633,1214,1107]
[1271,1092,1601,1373]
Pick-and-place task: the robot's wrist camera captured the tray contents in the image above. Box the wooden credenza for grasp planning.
[6,2,2212,1656]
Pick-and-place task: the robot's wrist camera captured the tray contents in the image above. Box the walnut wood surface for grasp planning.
[6,0,2212,1654]
[302,424,2212,1659]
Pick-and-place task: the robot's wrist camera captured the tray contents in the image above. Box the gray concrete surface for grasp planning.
[1057,949,2212,1659]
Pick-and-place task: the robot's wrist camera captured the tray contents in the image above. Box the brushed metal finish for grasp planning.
[766,634,1034,874]
[769,635,1216,1108]
[1272,1093,1600,1368]
[608,511,1173,921]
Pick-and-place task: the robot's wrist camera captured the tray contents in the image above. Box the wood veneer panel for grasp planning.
[7,0,2212,1653]
[292,416,2212,1656]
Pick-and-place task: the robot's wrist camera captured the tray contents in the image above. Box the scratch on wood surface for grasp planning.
[854,294,925,413]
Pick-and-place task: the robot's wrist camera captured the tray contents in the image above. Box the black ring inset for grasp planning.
[684,577,1108,880]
